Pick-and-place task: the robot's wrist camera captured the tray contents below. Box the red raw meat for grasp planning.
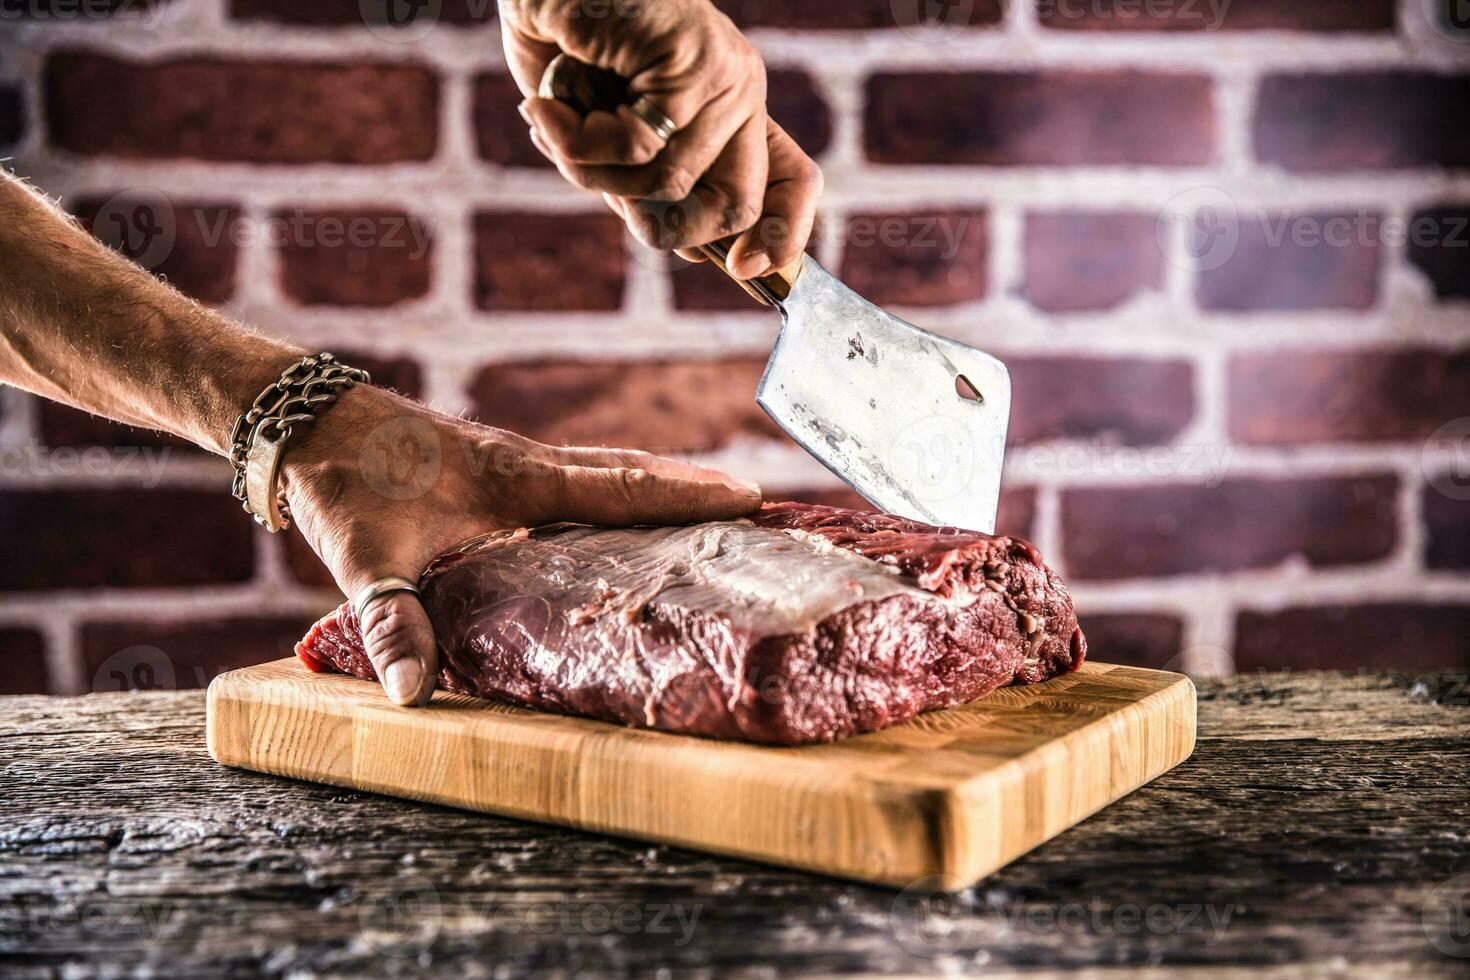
[296,503,1085,744]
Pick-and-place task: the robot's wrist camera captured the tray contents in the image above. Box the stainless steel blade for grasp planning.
[757,257,1011,533]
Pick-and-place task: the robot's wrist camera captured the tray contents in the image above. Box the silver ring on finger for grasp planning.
[352,575,421,624]
[629,96,678,144]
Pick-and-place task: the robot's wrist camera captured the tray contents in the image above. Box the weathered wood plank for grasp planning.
[1,673,1467,978]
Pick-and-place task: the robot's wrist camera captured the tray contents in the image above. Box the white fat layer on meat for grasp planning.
[438,520,954,639]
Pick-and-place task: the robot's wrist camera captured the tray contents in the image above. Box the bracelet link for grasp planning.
[227,352,370,533]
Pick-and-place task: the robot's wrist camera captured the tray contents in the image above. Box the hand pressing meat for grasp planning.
[501,0,823,279]
[297,504,1087,744]
[0,170,763,707]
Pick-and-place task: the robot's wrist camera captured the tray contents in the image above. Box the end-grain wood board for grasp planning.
[206,658,1195,888]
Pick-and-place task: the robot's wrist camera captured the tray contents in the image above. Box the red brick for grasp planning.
[1038,0,1394,32]
[771,485,1038,539]
[670,222,822,311]
[1197,210,1381,311]
[0,489,254,591]
[865,71,1214,167]
[1235,605,1470,671]
[1254,73,1470,172]
[275,208,433,307]
[1061,475,1398,580]
[768,69,832,158]
[717,0,1003,30]
[1008,357,1194,446]
[1075,614,1183,670]
[80,616,316,692]
[72,196,239,304]
[0,85,23,148]
[668,258,760,311]
[839,210,988,307]
[0,628,49,695]
[230,0,493,25]
[473,71,552,168]
[285,531,339,590]
[341,352,425,400]
[1023,212,1162,312]
[468,358,779,452]
[1229,349,1470,445]
[1424,485,1470,571]
[474,211,626,311]
[1407,205,1470,301]
[44,51,438,163]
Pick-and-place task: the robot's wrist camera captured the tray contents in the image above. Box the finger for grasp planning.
[521,96,667,167]
[548,445,760,492]
[357,589,438,707]
[727,122,823,280]
[674,247,708,263]
[546,90,761,202]
[499,18,562,96]
[625,114,769,252]
[528,462,763,528]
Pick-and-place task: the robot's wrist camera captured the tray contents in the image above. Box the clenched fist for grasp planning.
[500,0,822,280]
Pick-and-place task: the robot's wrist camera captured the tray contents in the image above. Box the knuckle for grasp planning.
[618,467,653,493]
[652,163,698,201]
[721,199,763,237]
[361,601,423,666]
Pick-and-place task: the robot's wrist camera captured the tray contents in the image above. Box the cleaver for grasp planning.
[542,55,1010,532]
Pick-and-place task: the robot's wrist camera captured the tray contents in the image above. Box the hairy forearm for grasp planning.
[0,171,303,454]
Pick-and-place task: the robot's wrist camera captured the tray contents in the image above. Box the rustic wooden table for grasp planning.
[2,671,1467,979]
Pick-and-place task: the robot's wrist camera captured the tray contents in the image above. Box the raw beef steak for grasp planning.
[296,503,1086,744]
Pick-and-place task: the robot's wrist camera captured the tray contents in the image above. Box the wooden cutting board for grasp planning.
[207,659,1195,888]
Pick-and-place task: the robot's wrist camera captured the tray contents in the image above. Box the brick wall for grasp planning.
[2,0,1468,693]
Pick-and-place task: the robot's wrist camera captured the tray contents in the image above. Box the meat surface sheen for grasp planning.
[296,503,1086,744]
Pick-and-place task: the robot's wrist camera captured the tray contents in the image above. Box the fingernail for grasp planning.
[731,479,763,499]
[730,250,769,280]
[517,101,532,124]
[383,656,423,706]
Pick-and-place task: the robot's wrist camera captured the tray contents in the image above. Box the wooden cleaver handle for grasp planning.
[539,53,802,307]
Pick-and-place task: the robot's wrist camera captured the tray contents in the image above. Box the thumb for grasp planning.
[350,573,438,708]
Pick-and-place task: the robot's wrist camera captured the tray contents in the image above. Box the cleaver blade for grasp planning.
[756,256,1010,533]
[540,54,1011,531]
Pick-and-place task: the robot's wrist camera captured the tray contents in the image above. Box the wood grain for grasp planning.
[205,658,1196,887]
[2,671,1467,977]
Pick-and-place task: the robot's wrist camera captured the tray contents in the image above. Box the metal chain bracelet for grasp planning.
[228,352,370,533]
